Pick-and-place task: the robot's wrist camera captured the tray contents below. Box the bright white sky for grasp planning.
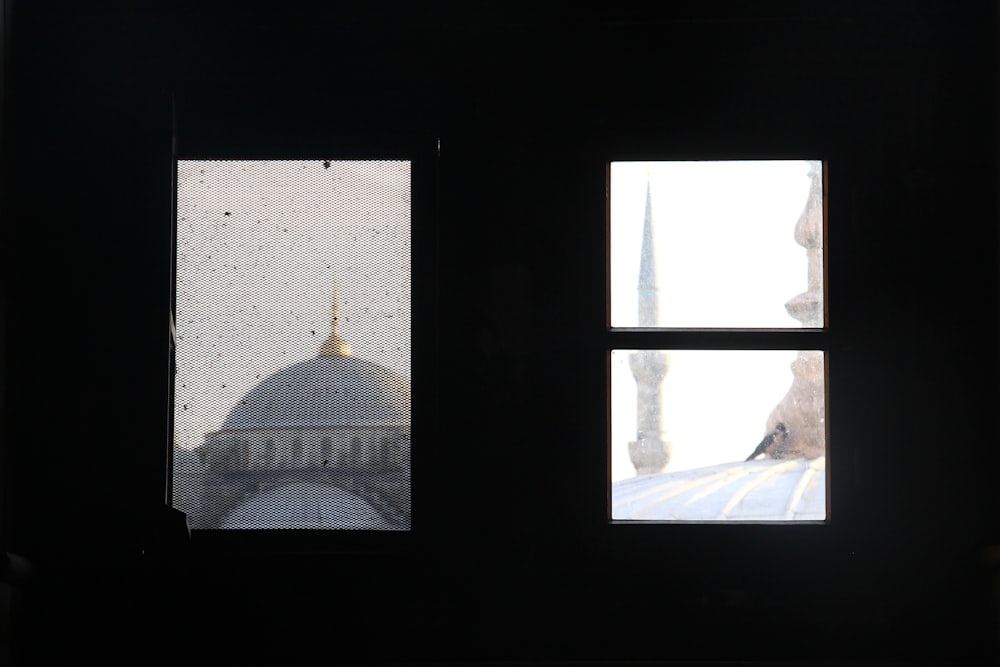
[173,159,821,482]
[610,160,820,479]
[173,160,411,451]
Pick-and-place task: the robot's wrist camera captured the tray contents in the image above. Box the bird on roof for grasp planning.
[745,422,789,461]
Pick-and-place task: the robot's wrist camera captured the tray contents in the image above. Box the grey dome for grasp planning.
[612,456,826,522]
[220,483,398,530]
[220,355,410,431]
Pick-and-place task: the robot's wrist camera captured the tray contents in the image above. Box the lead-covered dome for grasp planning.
[189,289,411,531]
[612,457,826,522]
[220,482,399,530]
[221,354,410,431]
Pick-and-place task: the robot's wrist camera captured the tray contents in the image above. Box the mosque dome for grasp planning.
[220,482,399,530]
[220,354,410,432]
[192,289,412,531]
[612,457,826,522]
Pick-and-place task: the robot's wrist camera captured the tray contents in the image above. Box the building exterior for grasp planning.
[175,299,411,530]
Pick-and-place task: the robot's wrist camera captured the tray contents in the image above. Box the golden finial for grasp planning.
[318,286,352,356]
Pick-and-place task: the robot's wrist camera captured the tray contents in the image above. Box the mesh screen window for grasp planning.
[171,160,411,530]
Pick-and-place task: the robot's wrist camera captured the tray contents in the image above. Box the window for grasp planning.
[170,159,412,531]
[608,160,827,523]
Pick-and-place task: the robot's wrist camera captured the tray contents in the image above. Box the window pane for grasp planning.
[610,349,826,522]
[609,160,823,329]
[172,160,411,530]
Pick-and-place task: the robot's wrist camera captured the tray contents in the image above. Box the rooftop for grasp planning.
[612,456,826,522]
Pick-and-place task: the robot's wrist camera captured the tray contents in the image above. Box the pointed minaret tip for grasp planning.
[318,286,352,357]
[637,174,660,327]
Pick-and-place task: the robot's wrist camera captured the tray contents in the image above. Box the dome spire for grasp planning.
[318,286,352,357]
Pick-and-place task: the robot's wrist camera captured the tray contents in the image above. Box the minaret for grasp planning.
[628,177,671,475]
[635,179,660,327]
[318,285,352,357]
[765,161,826,459]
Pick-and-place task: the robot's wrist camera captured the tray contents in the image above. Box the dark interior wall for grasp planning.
[2,1,998,665]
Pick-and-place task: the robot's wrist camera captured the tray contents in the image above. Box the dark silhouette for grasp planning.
[745,422,789,461]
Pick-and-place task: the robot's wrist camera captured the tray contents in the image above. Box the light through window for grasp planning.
[171,159,411,531]
[608,160,827,523]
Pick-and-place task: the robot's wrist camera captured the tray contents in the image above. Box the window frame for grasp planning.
[166,128,438,554]
[605,158,831,525]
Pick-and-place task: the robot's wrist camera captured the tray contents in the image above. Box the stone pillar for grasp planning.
[628,349,671,474]
[766,161,826,459]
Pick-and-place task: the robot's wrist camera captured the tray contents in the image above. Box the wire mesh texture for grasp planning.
[171,160,411,530]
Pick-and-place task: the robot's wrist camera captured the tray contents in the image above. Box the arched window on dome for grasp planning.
[320,437,333,466]
[211,443,239,474]
[290,436,303,466]
[263,438,276,467]
[395,434,411,467]
[350,437,361,468]
[379,437,391,469]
